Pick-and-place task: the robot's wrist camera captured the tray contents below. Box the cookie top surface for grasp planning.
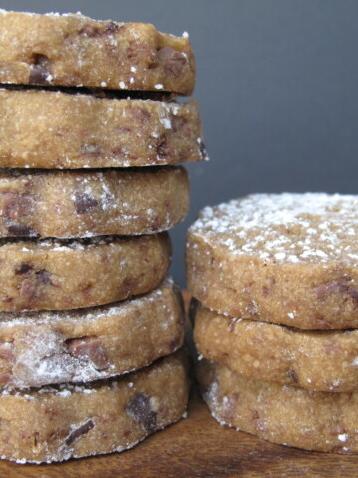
[189,193,358,265]
[0,10,195,94]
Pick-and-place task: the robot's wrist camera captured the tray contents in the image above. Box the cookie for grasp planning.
[0,233,170,311]
[0,11,195,94]
[187,193,358,329]
[0,351,188,463]
[198,359,358,453]
[0,167,189,238]
[194,303,358,392]
[0,89,205,168]
[0,279,183,388]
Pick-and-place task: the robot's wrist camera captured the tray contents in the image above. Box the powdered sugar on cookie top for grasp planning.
[190,193,358,264]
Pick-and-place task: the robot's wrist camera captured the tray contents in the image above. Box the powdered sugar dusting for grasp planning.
[190,193,358,264]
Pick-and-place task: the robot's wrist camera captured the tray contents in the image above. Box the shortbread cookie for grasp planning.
[0,11,195,95]
[0,234,170,311]
[187,193,358,329]
[198,359,358,453]
[0,280,183,388]
[0,167,189,238]
[194,304,358,392]
[0,89,205,168]
[0,352,188,463]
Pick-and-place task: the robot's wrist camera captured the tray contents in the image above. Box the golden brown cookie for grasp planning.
[0,280,183,388]
[187,193,358,329]
[0,167,189,238]
[0,11,195,94]
[194,303,358,392]
[0,89,205,168]
[0,352,189,463]
[198,359,358,453]
[0,233,170,312]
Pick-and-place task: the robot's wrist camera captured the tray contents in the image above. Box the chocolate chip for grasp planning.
[15,263,33,275]
[74,192,99,214]
[65,419,95,446]
[287,369,299,384]
[2,192,33,221]
[315,278,358,306]
[126,393,157,433]
[158,47,187,77]
[6,224,35,237]
[36,269,53,285]
[157,136,169,159]
[79,21,120,37]
[19,269,54,304]
[29,54,52,85]
[66,336,109,370]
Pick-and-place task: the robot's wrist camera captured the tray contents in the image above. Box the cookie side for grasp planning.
[0,11,195,94]
[194,304,358,392]
[0,89,205,168]
[0,234,170,311]
[0,280,184,388]
[0,352,189,463]
[0,167,189,237]
[198,360,358,453]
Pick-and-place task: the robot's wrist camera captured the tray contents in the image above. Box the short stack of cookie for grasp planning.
[188,193,358,453]
[0,10,206,463]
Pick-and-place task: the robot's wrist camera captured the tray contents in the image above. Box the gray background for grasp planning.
[1,0,357,285]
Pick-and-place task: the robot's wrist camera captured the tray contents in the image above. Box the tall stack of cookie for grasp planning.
[188,193,358,453]
[0,11,206,463]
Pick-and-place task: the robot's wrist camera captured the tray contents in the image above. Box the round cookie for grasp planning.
[0,11,195,94]
[194,303,358,392]
[0,233,170,312]
[0,89,205,168]
[187,193,358,329]
[0,167,189,238]
[0,352,188,463]
[0,280,183,388]
[198,359,358,453]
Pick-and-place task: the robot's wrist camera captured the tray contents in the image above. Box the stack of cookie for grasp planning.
[188,193,358,453]
[0,11,205,463]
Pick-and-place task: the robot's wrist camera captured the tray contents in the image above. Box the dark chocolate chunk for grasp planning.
[316,278,358,306]
[29,54,52,85]
[15,263,33,275]
[287,368,299,384]
[65,419,95,446]
[158,47,187,77]
[6,224,35,237]
[74,192,99,214]
[126,393,157,433]
[79,21,120,37]
[66,337,109,370]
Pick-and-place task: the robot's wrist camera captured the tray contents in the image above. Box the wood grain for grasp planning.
[0,391,357,477]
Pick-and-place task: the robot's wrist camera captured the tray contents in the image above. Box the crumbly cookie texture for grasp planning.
[0,167,189,238]
[187,193,358,329]
[194,303,358,392]
[0,352,189,463]
[0,11,195,94]
[0,280,183,388]
[198,359,358,453]
[0,233,170,312]
[0,89,205,168]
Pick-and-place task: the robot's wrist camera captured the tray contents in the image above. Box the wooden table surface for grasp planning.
[1,391,357,478]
